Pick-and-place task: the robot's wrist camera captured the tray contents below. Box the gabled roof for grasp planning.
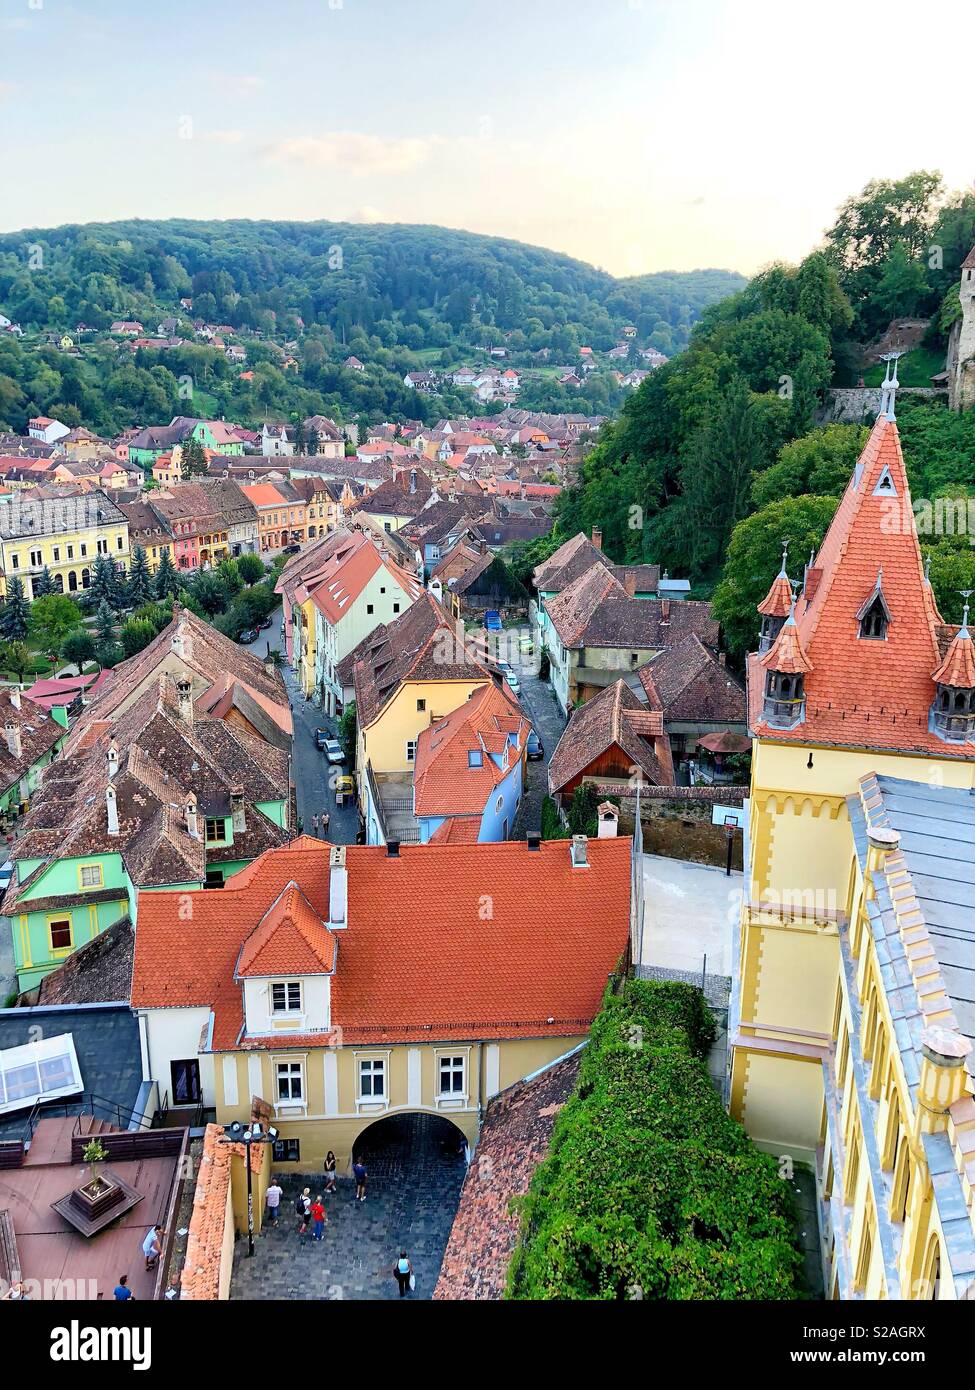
[546,564,717,652]
[532,532,607,592]
[637,634,745,725]
[236,882,335,978]
[548,678,673,794]
[131,835,632,1049]
[413,682,528,817]
[349,592,492,729]
[749,416,964,755]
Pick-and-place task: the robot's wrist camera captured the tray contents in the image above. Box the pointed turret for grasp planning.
[879,351,901,421]
[758,601,812,728]
[757,543,794,653]
[932,595,975,743]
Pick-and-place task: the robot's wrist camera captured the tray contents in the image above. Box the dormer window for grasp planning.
[856,570,891,640]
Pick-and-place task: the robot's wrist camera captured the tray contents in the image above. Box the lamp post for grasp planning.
[220,1120,278,1257]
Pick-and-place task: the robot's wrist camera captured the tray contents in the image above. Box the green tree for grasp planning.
[0,577,30,641]
[61,629,97,673]
[125,545,152,608]
[236,552,266,585]
[119,618,157,659]
[95,599,116,646]
[0,640,33,684]
[216,557,243,596]
[180,435,209,476]
[32,566,57,599]
[29,593,84,665]
[153,549,182,600]
[88,553,121,610]
[712,494,840,656]
[752,424,868,509]
[191,571,229,616]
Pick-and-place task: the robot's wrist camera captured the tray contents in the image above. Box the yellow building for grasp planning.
[0,488,131,598]
[733,389,975,1299]
[132,832,635,1179]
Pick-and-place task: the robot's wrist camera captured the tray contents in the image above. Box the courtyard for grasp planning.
[229,1114,468,1301]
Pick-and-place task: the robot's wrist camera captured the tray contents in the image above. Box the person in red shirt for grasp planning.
[310,1196,327,1241]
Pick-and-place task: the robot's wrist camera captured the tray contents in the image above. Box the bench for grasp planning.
[0,1209,22,1287]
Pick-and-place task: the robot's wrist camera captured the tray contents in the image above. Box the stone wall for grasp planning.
[816,387,947,426]
[584,780,746,868]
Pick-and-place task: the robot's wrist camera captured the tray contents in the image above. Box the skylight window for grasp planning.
[0,1032,82,1114]
[468,749,483,768]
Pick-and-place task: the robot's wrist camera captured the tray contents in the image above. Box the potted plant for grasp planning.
[82,1139,109,1196]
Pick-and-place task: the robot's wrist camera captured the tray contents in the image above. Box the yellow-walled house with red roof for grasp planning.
[733,364,975,1299]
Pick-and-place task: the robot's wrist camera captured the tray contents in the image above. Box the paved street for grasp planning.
[513,659,566,835]
[229,1116,466,1301]
[240,608,360,845]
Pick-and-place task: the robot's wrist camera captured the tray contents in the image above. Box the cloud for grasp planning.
[263,132,434,177]
[201,130,246,145]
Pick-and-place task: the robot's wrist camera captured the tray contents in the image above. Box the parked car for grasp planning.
[314,728,329,750]
[283,543,300,555]
[258,616,273,630]
[527,729,544,760]
[0,860,13,896]
[484,610,502,633]
[322,738,345,765]
[496,660,520,695]
[238,628,258,644]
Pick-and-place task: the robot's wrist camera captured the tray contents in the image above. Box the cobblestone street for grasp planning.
[230,1115,467,1301]
[514,662,566,835]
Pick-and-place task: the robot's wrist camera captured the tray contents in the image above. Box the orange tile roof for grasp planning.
[132,835,632,1049]
[757,567,793,618]
[758,611,812,675]
[751,416,973,756]
[181,1123,264,1301]
[236,882,336,978]
[241,482,289,508]
[932,623,975,688]
[413,681,528,817]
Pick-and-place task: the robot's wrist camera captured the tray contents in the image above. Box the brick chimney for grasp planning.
[4,720,21,760]
[623,571,636,597]
[230,785,246,833]
[175,676,193,725]
[591,527,602,551]
[106,783,119,836]
[660,599,671,624]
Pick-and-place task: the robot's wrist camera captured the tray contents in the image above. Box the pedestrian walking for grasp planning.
[265,1179,283,1225]
[310,1195,327,1241]
[311,814,319,836]
[323,1151,337,1194]
[353,1158,368,1202]
[295,1187,311,1240]
[393,1251,414,1297]
[322,811,330,837]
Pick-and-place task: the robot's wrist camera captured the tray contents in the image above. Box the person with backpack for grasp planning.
[295,1187,311,1240]
[353,1158,368,1202]
[393,1251,413,1297]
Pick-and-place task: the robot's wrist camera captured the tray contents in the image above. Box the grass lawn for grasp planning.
[861,346,945,388]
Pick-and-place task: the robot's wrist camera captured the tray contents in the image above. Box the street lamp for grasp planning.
[220,1120,279,1257]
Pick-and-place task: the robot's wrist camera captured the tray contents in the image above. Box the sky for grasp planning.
[0,0,972,278]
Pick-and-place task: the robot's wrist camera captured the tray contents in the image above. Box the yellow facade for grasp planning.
[0,518,131,600]
[733,736,975,1298]
[358,676,490,777]
[211,1034,582,1176]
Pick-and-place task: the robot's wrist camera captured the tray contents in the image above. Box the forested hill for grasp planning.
[0,219,744,357]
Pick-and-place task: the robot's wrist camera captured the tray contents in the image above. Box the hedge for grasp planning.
[505,979,804,1300]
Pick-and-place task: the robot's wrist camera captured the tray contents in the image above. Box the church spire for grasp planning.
[879,351,902,421]
[757,541,794,652]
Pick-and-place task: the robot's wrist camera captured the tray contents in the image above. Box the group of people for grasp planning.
[309,812,331,838]
[262,1152,416,1295]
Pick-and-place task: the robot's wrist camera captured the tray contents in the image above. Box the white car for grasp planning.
[497,661,520,694]
[322,738,345,765]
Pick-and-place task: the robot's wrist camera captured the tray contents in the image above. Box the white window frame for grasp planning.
[271,980,302,1014]
[354,1051,392,1112]
[274,1058,305,1103]
[405,739,417,763]
[435,1047,471,1108]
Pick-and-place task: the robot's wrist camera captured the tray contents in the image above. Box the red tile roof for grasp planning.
[413,681,528,817]
[131,835,632,1049]
[548,678,673,794]
[751,416,971,756]
[236,882,336,978]
[932,624,975,688]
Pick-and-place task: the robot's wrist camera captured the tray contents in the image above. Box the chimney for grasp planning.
[9,687,20,712]
[623,571,636,597]
[660,599,671,624]
[409,469,417,495]
[387,839,400,858]
[329,844,348,927]
[4,721,21,760]
[185,793,199,840]
[172,622,193,663]
[106,783,119,836]
[526,830,541,852]
[480,540,488,556]
[230,785,246,833]
[597,803,620,838]
[592,526,602,551]
[718,651,726,667]
[914,1026,973,1137]
[570,834,588,868]
[175,676,193,725]
[107,740,119,778]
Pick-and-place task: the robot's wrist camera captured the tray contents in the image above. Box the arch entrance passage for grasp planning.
[352,1111,469,1180]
